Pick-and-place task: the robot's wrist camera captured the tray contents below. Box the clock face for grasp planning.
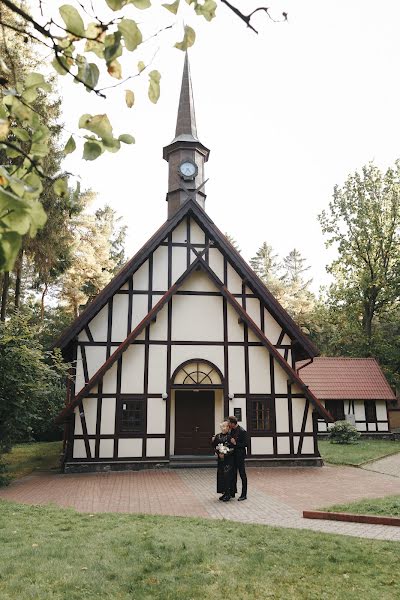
[179,161,197,179]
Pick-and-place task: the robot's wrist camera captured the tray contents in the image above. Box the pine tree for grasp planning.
[250,242,284,299]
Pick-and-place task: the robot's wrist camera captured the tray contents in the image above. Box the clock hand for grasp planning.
[181,178,209,201]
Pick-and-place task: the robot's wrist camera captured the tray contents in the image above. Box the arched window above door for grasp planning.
[172,360,223,386]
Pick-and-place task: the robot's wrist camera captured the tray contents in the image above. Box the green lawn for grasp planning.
[0,501,399,600]
[318,439,400,466]
[4,441,62,479]
[322,496,400,518]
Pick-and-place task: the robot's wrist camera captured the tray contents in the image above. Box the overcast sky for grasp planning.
[45,0,400,292]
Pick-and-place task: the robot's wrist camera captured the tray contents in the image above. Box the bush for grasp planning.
[328,420,361,444]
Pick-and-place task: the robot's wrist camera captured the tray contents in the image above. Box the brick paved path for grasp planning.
[1,465,400,541]
[361,452,400,478]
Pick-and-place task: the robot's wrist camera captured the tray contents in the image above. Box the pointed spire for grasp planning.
[174,52,198,142]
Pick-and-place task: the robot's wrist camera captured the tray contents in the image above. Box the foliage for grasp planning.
[327,420,361,444]
[318,439,400,466]
[224,232,241,253]
[322,495,400,518]
[4,441,62,480]
[0,501,399,599]
[0,311,68,459]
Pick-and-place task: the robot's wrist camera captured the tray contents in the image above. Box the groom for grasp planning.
[228,415,248,501]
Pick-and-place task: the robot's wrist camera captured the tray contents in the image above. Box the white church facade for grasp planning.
[55,55,333,472]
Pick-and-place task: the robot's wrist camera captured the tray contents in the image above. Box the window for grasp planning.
[119,399,145,433]
[325,400,345,422]
[250,399,273,432]
[364,400,377,423]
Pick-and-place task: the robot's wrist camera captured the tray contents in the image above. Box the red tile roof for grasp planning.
[296,357,396,401]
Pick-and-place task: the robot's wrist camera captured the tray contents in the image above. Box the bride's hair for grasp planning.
[219,421,230,433]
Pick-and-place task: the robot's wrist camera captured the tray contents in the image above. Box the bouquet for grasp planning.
[216,442,233,458]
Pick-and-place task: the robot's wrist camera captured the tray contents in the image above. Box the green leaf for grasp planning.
[162,0,180,14]
[30,143,49,158]
[118,19,142,51]
[148,70,161,104]
[118,134,135,144]
[64,135,76,155]
[76,56,100,90]
[0,119,9,140]
[125,89,135,108]
[53,178,68,197]
[105,0,125,9]
[79,114,114,144]
[51,56,69,76]
[84,39,104,59]
[194,0,217,21]
[24,172,43,200]
[137,61,145,73]
[11,127,29,142]
[59,4,85,37]
[7,177,24,198]
[0,231,22,271]
[104,32,123,64]
[107,60,122,80]
[129,0,151,9]
[8,98,34,126]
[175,25,196,51]
[83,140,103,160]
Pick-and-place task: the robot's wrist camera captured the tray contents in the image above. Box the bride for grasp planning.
[212,421,237,502]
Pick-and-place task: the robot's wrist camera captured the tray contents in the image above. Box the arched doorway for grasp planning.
[171,360,224,456]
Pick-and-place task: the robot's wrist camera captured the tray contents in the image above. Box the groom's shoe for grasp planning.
[218,494,226,501]
[238,495,247,501]
[222,495,231,502]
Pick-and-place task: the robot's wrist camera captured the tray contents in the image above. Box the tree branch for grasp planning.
[220,0,287,34]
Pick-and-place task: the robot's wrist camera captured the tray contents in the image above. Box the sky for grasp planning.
[38,0,400,292]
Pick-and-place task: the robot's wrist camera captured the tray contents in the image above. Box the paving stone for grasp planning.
[361,452,400,478]
[1,465,400,541]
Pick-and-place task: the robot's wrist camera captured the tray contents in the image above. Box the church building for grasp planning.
[55,55,333,472]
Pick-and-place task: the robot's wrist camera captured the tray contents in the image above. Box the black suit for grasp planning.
[231,425,248,497]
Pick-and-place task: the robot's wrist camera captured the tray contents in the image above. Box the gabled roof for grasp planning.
[53,198,319,359]
[56,255,332,423]
[297,357,396,401]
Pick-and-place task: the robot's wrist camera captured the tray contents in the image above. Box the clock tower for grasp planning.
[163,53,210,219]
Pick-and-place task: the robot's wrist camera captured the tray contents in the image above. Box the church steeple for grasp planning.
[163,53,210,219]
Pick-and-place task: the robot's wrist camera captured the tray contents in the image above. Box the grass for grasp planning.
[0,501,399,600]
[321,496,400,518]
[4,441,62,479]
[318,439,400,466]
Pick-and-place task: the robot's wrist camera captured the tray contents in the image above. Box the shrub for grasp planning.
[328,420,361,444]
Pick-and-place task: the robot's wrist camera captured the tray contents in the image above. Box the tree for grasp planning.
[319,162,400,341]
[280,248,315,329]
[250,241,285,300]
[0,0,287,272]
[224,232,241,253]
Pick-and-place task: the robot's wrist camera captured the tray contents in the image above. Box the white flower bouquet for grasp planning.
[216,442,233,456]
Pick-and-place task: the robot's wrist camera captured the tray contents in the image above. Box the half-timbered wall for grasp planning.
[69,215,318,463]
[316,399,389,433]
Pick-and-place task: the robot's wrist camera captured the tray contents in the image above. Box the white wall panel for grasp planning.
[152,245,169,290]
[149,298,168,340]
[171,247,187,283]
[249,346,271,394]
[277,437,290,454]
[111,294,129,342]
[227,263,243,294]
[171,345,224,375]
[226,302,244,342]
[132,261,149,290]
[172,295,223,341]
[73,439,86,458]
[172,219,187,243]
[146,438,166,457]
[214,390,224,434]
[275,398,289,432]
[121,345,145,393]
[131,294,148,331]
[378,422,389,431]
[147,397,166,433]
[102,362,118,394]
[180,270,216,292]
[282,334,291,344]
[230,398,246,428]
[354,401,366,422]
[75,346,85,390]
[208,247,224,282]
[190,218,205,244]
[120,278,131,290]
[86,347,107,381]
[99,439,114,458]
[100,398,116,434]
[147,346,167,394]
[274,360,288,394]
[376,401,388,421]
[301,437,314,454]
[89,305,108,341]
[78,330,89,342]
[251,437,274,455]
[228,346,245,394]
[74,407,83,435]
[264,309,282,344]
[292,399,306,431]
[246,298,261,329]
[118,438,142,458]
[82,397,97,435]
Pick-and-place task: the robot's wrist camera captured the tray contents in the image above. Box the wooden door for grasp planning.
[175,391,215,455]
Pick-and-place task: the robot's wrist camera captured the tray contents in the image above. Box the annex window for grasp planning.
[118,398,145,433]
[250,398,274,432]
[325,400,345,422]
[364,400,377,423]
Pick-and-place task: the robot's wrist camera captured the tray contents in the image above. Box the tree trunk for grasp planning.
[40,282,48,321]
[14,249,24,310]
[0,271,10,321]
